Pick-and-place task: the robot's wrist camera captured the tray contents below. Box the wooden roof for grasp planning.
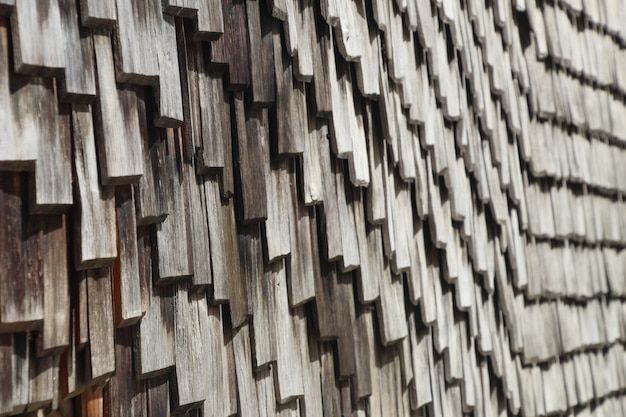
[1,0,626,416]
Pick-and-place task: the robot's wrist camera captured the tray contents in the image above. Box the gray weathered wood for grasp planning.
[287,180,316,306]
[135,226,175,379]
[246,0,275,106]
[72,105,117,269]
[31,90,73,214]
[0,173,44,332]
[58,0,96,103]
[202,304,228,417]
[301,113,325,206]
[272,21,306,158]
[92,30,144,185]
[112,186,143,327]
[172,284,208,411]
[154,129,193,282]
[268,260,305,403]
[80,0,116,28]
[163,0,199,17]
[195,0,223,40]
[233,323,260,417]
[134,113,170,226]
[11,0,65,76]
[85,268,116,385]
[113,0,159,84]
[184,164,212,290]
[38,216,70,356]
[234,93,268,222]
[154,14,184,127]
[108,327,146,417]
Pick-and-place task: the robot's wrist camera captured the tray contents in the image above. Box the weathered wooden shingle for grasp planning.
[1,1,626,416]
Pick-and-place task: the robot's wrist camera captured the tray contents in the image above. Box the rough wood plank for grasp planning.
[353,303,373,399]
[251,262,276,369]
[233,323,260,417]
[287,179,316,306]
[365,107,386,222]
[0,172,44,332]
[319,342,341,417]
[271,24,307,156]
[27,348,59,411]
[146,375,170,417]
[221,0,251,89]
[301,113,325,205]
[92,30,144,185]
[318,128,344,261]
[326,30,353,159]
[134,108,169,225]
[354,191,378,303]
[85,268,116,385]
[135,226,175,379]
[163,0,199,17]
[172,284,208,411]
[0,335,12,414]
[195,65,227,168]
[58,0,96,103]
[0,16,29,169]
[246,0,275,106]
[11,0,65,76]
[222,196,249,328]
[113,0,159,84]
[72,104,117,269]
[234,92,268,223]
[80,0,116,28]
[376,263,408,346]
[310,1,332,115]
[31,88,73,214]
[40,215,70,356]
[334,163,360,271]
[107,326,146,417]
[154,128,194,282]
[202,304,228,417]
[154,13,184,127]
[112,186,143,327]
[195,0,223,40]
[185,167,211,287]
[268,260,305,403]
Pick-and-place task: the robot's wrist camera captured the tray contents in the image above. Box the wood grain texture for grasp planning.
[233,93,268,223]
[134,111,170,226]
[185,164,212,290]
[0,172,44,332]
[220,0,251,89]
[272,21,306,158]
[92,30,144,185]
[11,0,65,76]
[40,215,70,356]
[72,105,117,270]
[154,14,184,127]
[135,227,175,379]
[163,0,199,17]
[112,186,143,327]
[31,87,73,214]
[246,0,275,106]
[58,0,96,103]
[80,0,116,28]
[113,0,159,84]
[107,326,146,417]
[1,2,626,417]
[85,268,116,385]
[195,0,223,40]
[154,129,193,282]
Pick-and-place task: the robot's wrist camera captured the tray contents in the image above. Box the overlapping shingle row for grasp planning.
[0,0,625,416]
